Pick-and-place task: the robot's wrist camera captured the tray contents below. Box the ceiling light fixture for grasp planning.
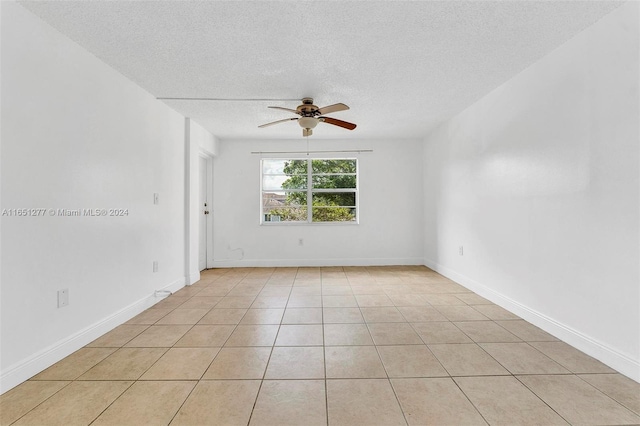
[298,116,319,136]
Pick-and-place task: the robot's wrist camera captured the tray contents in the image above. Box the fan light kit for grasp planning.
[259,97,357,137]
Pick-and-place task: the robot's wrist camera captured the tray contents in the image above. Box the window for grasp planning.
[261,158,358,223]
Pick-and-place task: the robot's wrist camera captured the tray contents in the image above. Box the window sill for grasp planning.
[260,221,359,226]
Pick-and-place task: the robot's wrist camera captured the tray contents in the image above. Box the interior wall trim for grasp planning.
[211,257,424,268]
[186,272,201,285]
[0,277,186,394]
[424,258,640,383]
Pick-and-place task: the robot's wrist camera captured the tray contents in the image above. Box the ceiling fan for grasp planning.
[259,98,357,137]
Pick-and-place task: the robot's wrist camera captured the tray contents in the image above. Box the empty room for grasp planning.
[1,1,639,425]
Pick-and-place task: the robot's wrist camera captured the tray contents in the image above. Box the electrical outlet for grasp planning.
[459,246,464,256]
[298,238,304,246]
[57,289,69,308]
[153,261,158,272]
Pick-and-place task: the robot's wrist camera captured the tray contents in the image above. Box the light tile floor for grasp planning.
[2,266,639,425]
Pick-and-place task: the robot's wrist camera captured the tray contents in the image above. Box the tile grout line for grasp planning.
[573,373,640,417]
[168,268,251,424]
[361,272,477,425]
[8,380,76,425]
[150,267,240,425]
[351,272,412,425]
[86,380,137,426]
[321,267,330,426]
[246,266,295,426]
[444,317,573,426]
[512,373,574,425]
[449,376,492,425]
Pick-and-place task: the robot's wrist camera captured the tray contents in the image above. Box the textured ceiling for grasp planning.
[19,1,621,140]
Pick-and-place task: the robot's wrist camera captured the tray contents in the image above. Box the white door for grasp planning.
[198,156,208,271]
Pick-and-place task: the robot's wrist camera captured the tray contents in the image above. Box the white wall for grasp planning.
[212,138,424,266]
[423,2,639,380]
[195,122,219,158]
[1,2,189,392]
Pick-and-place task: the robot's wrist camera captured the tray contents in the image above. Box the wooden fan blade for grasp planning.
[258,117,298,128]
[268,106,301,115]
[320,116,357,130]
[317,103,349,115]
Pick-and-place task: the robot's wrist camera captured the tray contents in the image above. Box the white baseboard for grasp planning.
[211,257,424,268]
[0,277,186,394]
[424,258,640,383]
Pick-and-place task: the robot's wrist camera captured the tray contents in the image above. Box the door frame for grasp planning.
[199,151,215,269]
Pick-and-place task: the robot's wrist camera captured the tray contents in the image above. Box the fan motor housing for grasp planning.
[297,97,319,116]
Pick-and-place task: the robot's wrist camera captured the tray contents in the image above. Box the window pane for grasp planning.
[263,175,307,191]
[263,159,307,175]
[312,192,356,207]
[263,191,307,208]
[312,174,356,189]
[312,159,356,174]
[312,207,356,222]
[263,207,308,222]
[281,174,307,190]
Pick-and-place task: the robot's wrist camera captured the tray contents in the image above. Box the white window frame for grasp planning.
[261,158,359,225]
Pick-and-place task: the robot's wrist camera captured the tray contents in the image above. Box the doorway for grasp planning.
[198,155,212,271]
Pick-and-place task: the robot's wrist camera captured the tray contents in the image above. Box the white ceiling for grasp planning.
[19,1,621,140]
